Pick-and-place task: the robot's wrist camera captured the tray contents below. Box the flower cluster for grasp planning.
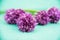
[17,13,37,32]
[35,7,60,25]
[4,7,60,32]
[47,7,60,23]
[5,9,25,24]
[35,10,50,25]
[5,9,37,32]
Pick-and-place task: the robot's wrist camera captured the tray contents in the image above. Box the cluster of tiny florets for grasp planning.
[5,7,60,32]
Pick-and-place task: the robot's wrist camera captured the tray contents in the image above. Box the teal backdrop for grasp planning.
[0,0,60,10]
[0,0,60,40]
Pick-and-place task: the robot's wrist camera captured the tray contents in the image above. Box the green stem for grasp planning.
[0,10,37,15]
[25,10,37,15]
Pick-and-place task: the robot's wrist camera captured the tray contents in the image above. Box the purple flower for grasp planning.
[17,13,37,32]
[48,7,60,23]
[5,9,25,24]
[35,10,50,25]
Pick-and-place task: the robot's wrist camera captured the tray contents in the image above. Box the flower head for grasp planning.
[35,10,49,25]
[48,7,60,23]
[5,9,25,24]
[17,13,37,32]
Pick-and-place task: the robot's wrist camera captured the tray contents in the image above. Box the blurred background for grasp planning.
[0,0,60,11]
[0,0,60,40]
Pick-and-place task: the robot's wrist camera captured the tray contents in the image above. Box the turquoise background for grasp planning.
[0,0,60,40]
[0,0,60,10]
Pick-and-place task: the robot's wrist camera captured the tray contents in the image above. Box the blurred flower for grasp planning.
[5,9,25,24]
[17,13,37,32]
[48,7,60,23]
[35,10,49,25]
